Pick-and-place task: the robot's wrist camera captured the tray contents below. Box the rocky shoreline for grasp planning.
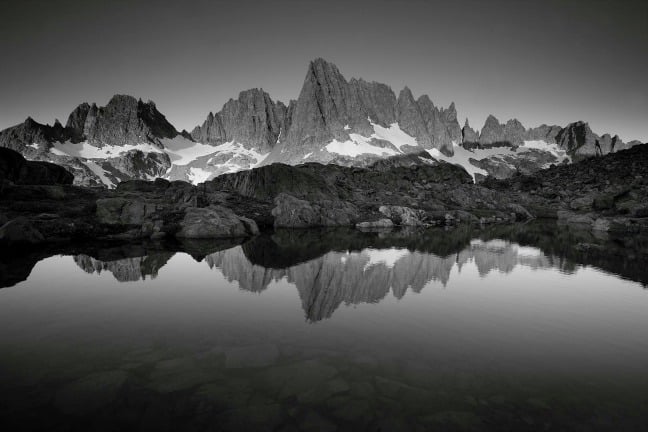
[1,144,648,249]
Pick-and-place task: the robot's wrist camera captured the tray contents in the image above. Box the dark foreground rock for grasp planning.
[484,144,648,233]
[0,152,536,245]
[0,147,73,185]
[2,144,647,248]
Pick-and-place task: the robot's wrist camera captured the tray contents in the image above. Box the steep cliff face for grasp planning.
[462,119,479,144]
[0,58,642,188]
[66,95,178,147]
[552,121,632,159]
[191,88,286,153]
[265,59,461,164]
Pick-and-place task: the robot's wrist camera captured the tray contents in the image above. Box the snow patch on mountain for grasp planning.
[372,122,419,151]
[429,143,491,181]
[187,167,212,184]
[84,160,115,188]
[520,140,570,162]
[326,136,400,158]
[51,141,163,159]
[161,136,218,166]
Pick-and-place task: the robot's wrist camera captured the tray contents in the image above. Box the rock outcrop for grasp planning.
[484,143,648,232]
[462,119,479,144]
[176,206,259,239]
[0,147,73,185]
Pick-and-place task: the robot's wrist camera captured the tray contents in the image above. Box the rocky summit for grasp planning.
[1,58,642,188]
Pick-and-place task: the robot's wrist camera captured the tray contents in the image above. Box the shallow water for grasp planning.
[1,223,647,431]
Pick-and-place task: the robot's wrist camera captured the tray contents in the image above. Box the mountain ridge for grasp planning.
[0,58,643,187]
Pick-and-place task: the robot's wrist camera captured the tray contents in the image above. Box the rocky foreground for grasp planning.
[1,144,648,249]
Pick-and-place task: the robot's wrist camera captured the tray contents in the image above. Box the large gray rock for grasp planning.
[379,205,428,226]
[176,205,259,238]
[356,219,394,229]
[271,193,358,228]
[96,198,159,225]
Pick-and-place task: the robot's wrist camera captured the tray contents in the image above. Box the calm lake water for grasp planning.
[1,222,647,431]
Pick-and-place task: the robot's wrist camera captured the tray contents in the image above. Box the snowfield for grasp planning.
[326,136,399,157]
[44,122,565,187]
[324,121,415,157]
[51,141,163,159]
[49,136,270,186]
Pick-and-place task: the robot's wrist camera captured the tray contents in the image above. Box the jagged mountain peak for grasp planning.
[398,86,415,100]
[61,94,179,146]
[191,86,286,153]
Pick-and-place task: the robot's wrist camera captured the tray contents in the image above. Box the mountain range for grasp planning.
[0,58,643,188]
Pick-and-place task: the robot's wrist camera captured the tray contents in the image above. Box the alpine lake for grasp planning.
[1,221,647,431]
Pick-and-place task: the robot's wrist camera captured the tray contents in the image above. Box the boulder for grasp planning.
[378,205,428,226]
[506,203,534,220]
[356,219,394,229]
[0,217,45,245]
[176,205,259,239]
[96,198,158,225]
[272,194,319,228]
[271,193,357,228]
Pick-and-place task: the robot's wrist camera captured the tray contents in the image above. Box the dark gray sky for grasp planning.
[1,0,647,141]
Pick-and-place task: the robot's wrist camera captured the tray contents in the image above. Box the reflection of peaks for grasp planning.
[205,239,559,321]
[206,246,459,321]
[461,240,552,276]
[74,253,173,282]
[205,247,281,292]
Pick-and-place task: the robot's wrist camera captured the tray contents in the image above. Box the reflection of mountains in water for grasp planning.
[205,240,555,321]
[4,222,648,315]
[74,253,174,282]
[69,227,570,322]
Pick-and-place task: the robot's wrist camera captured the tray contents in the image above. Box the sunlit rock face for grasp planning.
[1,59,641,187]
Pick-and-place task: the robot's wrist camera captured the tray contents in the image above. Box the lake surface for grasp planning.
[1,222,647,431]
